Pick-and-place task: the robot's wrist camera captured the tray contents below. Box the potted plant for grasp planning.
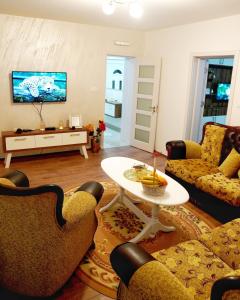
[92,120,106,153]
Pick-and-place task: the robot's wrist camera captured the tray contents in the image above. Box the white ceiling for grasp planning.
[0,0,240,31]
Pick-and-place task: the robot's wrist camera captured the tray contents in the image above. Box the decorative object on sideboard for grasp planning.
[69,114,82,128]
[58,120,64,130]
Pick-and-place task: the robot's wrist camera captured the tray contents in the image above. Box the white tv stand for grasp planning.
[2,128,89,168]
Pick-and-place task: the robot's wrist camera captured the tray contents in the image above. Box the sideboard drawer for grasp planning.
[5,136,35,151]
[35,134,62,147]
[62,132,87,145]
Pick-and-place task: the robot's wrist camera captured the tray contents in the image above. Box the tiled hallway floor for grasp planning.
[104,127,121,148]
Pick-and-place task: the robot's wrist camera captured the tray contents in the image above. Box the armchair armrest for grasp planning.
[74,181,104,203]
[110,242,193,300]
[211,275,240,300]
[0,169,29,187]
[63,181,104,224]
[63,191,97,224]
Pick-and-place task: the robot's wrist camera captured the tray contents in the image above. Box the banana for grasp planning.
[141,179,159,185]
[140,175,168,186]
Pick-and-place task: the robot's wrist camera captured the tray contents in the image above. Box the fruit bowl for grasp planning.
[140,173,168,196]
[141,183,167,196]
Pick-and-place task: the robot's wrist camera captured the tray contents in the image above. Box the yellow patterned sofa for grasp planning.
[165,122,240,223]
[111,218,240,300]
[0,169,104,297]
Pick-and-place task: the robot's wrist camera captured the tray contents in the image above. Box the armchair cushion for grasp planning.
[196,173,240,207]
[152,240,232,300]
[218,148,240,178]
[201,125,226,166]
[62,191,97,224]
[185,140,202,159]
[199,218,240,270]
[166,159,218,184]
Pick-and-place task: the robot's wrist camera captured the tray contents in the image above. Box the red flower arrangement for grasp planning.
[96,120,106,138]
[91,120,106,153]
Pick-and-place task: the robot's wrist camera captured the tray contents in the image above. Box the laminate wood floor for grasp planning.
[0,146,220,299]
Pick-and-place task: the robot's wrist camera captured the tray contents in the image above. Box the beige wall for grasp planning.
[3,12,240,157]
[145,14,240,153]
[0,14,144,138]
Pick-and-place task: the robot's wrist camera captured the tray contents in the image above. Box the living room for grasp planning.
[0,1,240,299]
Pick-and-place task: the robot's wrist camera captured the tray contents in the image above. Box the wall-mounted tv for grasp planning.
[216,83,230,101]
[12,71,67,103]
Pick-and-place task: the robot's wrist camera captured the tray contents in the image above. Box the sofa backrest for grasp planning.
[202,122,240,165]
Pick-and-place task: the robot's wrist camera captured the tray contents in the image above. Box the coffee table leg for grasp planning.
[150,204,175,235]
[129,204,175,243]
[99,187,124,213]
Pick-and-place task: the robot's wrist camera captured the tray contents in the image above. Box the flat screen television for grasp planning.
[12,71,67,103]
[216,83,230,101]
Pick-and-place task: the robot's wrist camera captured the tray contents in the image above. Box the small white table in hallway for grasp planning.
[99,156,189,243]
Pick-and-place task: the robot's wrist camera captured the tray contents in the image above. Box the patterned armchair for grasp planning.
[0,170,104,297]
[111,219,240,300]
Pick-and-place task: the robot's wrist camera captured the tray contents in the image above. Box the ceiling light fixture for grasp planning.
[102,0,143,19]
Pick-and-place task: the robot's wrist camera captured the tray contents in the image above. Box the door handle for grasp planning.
[150,106,157,113]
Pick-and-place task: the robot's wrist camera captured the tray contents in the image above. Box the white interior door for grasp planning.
[131,60,161,152]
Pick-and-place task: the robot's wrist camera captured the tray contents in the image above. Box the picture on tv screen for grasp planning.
[12,71,67,103]
[216,83,230,101]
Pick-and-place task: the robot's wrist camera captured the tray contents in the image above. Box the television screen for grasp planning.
[216,83,230,101]
[12,71,67,103]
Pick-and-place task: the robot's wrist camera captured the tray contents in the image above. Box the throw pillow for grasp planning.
[201,124,226,166]
[218,148,240,178]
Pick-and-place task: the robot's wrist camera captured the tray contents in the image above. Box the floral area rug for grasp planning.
[61,181,215,299]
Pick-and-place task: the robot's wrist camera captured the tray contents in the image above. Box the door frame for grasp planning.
[104,54,136,148]
[185,51,239,141]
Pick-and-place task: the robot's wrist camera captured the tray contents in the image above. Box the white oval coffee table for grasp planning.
[99,156,189,243]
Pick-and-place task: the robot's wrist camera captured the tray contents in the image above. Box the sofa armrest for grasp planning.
[166,140,201,160]
[211,275,240,300]
[0,170,29,187]
[111,243,193,300]
[166,140,186,159]
[110,242,155,287]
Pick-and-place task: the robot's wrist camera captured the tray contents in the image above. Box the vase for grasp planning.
[39,120,46,131]
[91,137,100,153]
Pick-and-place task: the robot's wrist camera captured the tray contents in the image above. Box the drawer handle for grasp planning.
[43,136,55,139]
[70,134,80,137]
[14,138,27,141]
